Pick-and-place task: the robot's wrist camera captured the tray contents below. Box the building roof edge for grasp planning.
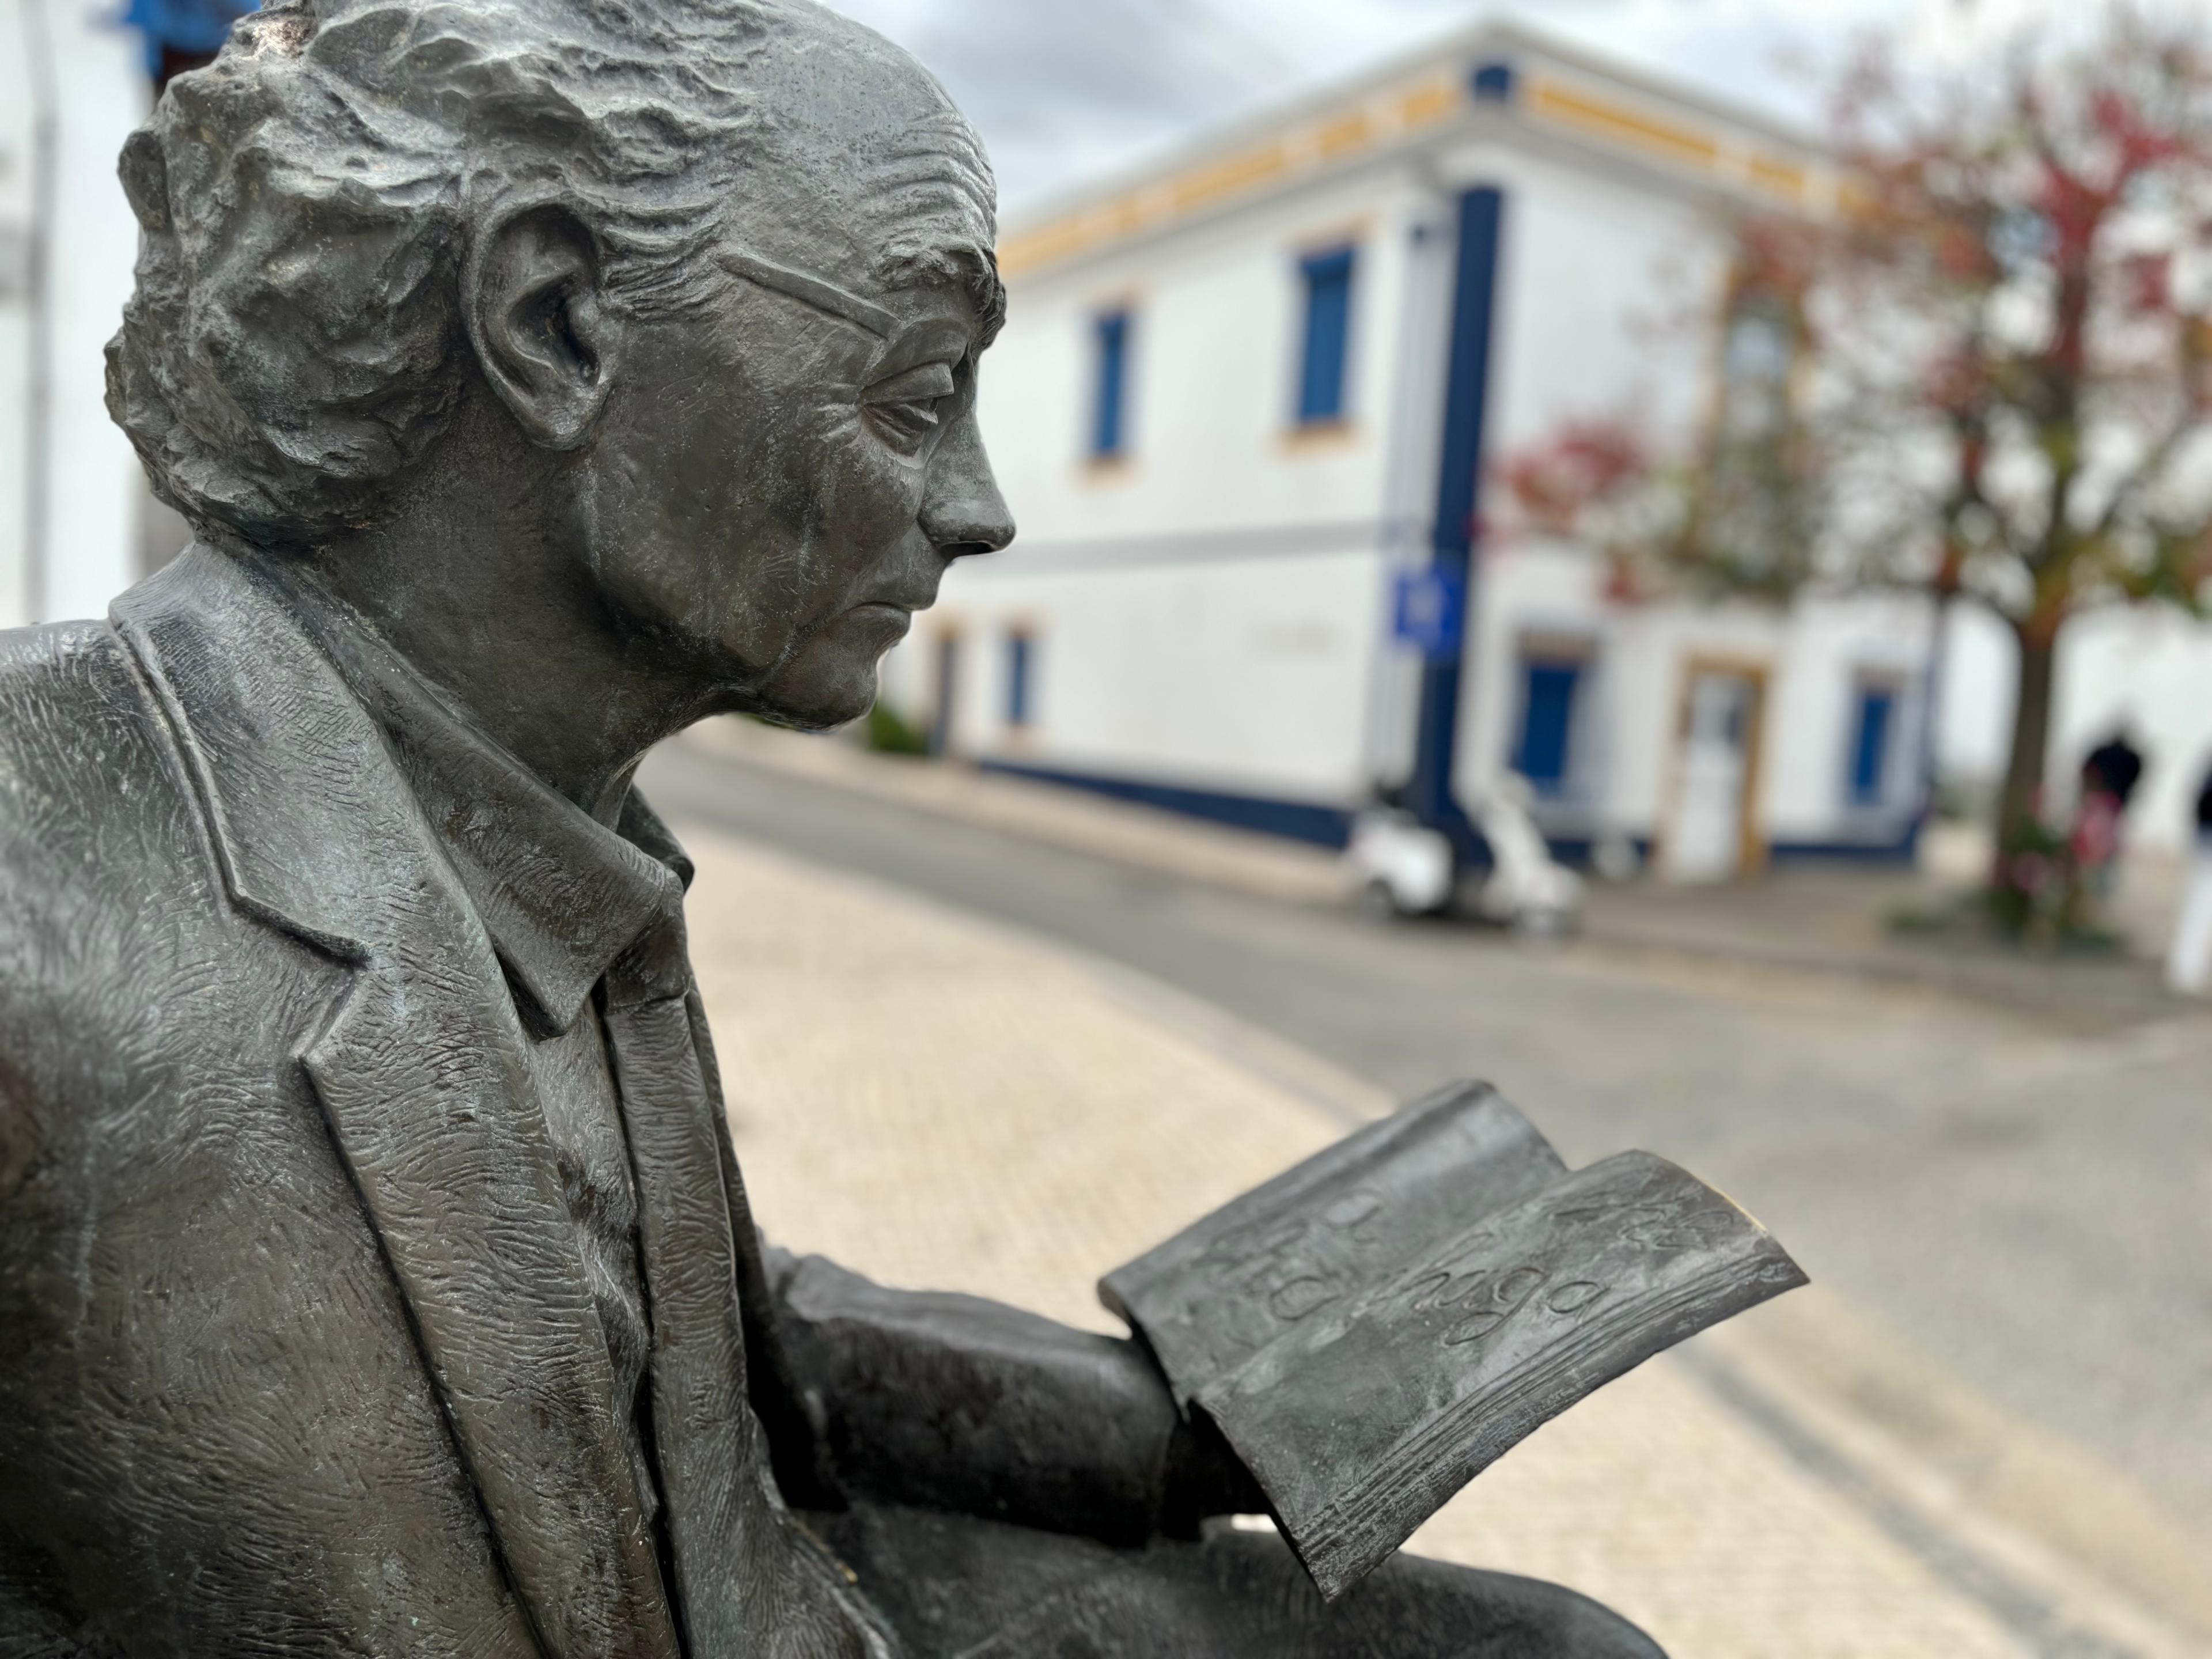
[995,17,1835,284]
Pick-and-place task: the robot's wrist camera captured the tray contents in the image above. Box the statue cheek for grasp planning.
[806,416,929,532]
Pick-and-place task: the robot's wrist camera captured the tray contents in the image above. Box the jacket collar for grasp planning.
[112,546,681,1659]
[300,600,687,1033]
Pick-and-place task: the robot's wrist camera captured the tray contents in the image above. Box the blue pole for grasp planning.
[1406,185,1505,846]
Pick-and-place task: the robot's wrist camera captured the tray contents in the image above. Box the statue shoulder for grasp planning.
[0,616,213,974]
[0,618,163,794]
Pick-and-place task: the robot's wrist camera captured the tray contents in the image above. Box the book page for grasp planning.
[1195,1150,1807,1599]
[1100,1083,1567,1406]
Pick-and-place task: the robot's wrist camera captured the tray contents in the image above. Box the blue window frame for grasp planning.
[1296,247,1357,426]
[1470,61,1517,103]
[1513,656,1584,797]
[1090,310,1132,459]
[1846,684,1896,806]
[1005,632,1035,728]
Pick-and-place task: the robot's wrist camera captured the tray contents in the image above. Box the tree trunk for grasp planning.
[1991,617,2059,887]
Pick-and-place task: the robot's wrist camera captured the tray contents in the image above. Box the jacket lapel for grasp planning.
[112,548,679,1659]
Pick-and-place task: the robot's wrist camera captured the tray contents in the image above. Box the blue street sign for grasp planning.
[1392,566,1465,660]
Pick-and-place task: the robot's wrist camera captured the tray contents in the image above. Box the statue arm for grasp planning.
[761,1249,1262,1545]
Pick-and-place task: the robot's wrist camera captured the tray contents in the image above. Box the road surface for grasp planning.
[641,741,2212,1556]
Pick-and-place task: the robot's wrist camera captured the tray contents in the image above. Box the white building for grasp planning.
[887,21,2212,873]
[0,0,183,633]
[8,7,2210,857]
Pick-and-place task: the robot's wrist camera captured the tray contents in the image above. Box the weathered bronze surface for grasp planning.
[0,1,1668,1652]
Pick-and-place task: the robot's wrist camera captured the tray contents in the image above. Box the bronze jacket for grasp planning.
[0,548,1187,1658]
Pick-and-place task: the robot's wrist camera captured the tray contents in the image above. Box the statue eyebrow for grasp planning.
[715,248,899,338]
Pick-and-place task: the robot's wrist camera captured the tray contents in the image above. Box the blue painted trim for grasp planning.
[1407,185,1506,842]
[1004,632,1034,728]
[1471,61,1517,102]
[978,753,1922,872]
[122,0,255,75]
[1768,825,1923,864]
[1513,659,1582,795]
[1844,685,1895,808]
[976,760,1355,849]
[1296,246,1357,426]
[1091,309,1132,459]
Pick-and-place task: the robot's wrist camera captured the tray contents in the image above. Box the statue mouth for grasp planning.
[853,588,938,615]
[844,599,922,623]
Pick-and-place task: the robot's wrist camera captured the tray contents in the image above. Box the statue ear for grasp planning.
[464,201,616,450]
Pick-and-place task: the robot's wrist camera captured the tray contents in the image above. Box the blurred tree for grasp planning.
[1501,7,2212,927]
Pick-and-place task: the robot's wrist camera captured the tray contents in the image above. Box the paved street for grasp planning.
[675,817,2094,1658]
[641,736,2212,1649]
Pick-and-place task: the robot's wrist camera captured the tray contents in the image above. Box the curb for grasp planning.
[676,724,2196,1028]
[682,721,1354,909]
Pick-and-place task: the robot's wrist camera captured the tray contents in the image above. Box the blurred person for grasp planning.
[2073,730,2145,907]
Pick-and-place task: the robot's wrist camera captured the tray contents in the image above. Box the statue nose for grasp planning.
[921,483,1014,560]
[928,523,1013,562]
[922,420,1016,559]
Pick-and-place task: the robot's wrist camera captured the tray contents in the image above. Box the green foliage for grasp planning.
[864,698,930,756]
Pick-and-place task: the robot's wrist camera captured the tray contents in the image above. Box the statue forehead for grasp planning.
[734,10,997,294]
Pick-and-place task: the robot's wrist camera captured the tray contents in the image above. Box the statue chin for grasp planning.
[742,660,884,738]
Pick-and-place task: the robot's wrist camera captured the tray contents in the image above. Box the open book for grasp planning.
[1100,1081,1805,1600]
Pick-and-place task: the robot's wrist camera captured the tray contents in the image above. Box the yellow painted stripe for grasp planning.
[1527,74,1721,171]
[1748,151,1809,202]
[998,217,1095,278]
[1315,106,1374,163]
[1169,138,1293,216]
[999,70,1469,281]
[996,61,1820,281]
[1393,73,1461,132]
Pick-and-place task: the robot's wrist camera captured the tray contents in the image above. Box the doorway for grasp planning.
[930,631,961,757]
[1661,660,1767,882]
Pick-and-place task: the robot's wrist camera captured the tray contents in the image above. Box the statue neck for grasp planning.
[238,420,708,827]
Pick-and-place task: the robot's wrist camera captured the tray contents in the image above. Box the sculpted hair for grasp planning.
[107,0,998,548]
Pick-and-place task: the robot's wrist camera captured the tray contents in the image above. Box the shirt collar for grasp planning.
[304,607,691,1035]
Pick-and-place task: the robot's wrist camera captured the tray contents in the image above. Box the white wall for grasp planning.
[2051,605,2212,853]
[1471,145,1724,460]
[976,165,1426,547]
[902,64,2193,857]
[1922,599,2212,854]
[0,0,149,631]
[920,546,1391,802]
[905,151,1453,807]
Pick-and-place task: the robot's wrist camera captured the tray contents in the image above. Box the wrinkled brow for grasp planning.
[716,247,897,336]
[874,242,1007,349]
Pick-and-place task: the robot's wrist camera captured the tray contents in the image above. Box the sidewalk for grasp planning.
[684,721,2189,1033]
[676,816,2207,1659]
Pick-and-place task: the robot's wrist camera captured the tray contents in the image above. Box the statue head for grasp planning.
[107,0,1014,732]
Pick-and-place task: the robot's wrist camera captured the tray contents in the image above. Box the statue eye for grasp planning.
[862,361,959,454]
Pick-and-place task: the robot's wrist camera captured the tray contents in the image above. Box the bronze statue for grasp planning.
[0,1,1682,1650]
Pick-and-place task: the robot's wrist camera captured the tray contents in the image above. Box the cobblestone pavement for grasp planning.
[645,736,2212,1583]
[677,821,2194,1659]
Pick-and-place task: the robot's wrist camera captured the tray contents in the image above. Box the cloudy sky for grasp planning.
[827,0,2075,217]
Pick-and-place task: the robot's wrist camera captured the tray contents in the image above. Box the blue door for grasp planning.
[1846,685,1895,806]
[1514,658,1582,797]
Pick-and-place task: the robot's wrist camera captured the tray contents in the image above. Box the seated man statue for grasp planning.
[0,0,1661,1652]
